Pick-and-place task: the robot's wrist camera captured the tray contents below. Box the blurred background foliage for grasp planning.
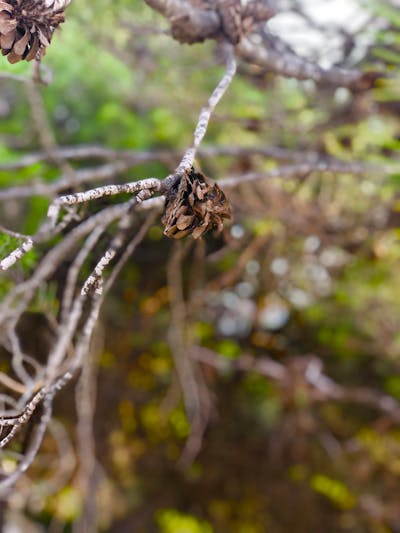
[1,0,400,531]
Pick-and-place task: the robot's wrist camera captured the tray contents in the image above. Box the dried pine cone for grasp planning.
[218,0,242,45]
[162,168,231,239]
[169,0,275,45]
[0,0,70,63]
[218,0,275,44]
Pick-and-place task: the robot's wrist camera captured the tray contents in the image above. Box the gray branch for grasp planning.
[144,0,220,43]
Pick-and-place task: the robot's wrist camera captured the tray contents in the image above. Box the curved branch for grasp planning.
[237,34,380,91]
[144,0,220,43]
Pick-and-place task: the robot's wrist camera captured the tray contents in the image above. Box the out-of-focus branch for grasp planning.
[218,160,374,188]
[0,372,27,395]
[0,72,30,83]
[1,147,384,202]
[0,145,175,170]
[143,0,381,90]
[144,0,220,43]
[237,33,380,91]
[167,242,213,468]
[24,80,76,180]
[74,323,101,532]
[192,347,400,421]
[3,143,398,173]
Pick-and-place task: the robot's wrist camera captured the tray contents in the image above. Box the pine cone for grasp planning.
[218,0,242,45]
[218,0,275,44]
[0,0,69,63]
[162,168,231,239]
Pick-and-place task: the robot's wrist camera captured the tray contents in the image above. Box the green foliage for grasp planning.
[157,509,213,533]
[310,475,357,510]
[216,339,241,359]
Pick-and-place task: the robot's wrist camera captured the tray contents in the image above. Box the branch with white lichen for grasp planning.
[144,0,382,90]
[0,43,238,493]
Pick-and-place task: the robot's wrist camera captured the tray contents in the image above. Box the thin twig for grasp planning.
[178,45,237,172]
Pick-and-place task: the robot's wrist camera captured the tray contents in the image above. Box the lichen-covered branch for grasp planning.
[143,0,381,90]
[144,0,220,43]
[237,33,380,91]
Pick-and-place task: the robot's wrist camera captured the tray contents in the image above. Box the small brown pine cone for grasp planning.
[218,0,242,45]
[0,0,69,63]
[242,1,275,35]
[162,167,231,240]
[218,0,275,44]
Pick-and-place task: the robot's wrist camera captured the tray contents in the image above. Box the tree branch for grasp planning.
[237,33,378,90]
[144,0,220,43]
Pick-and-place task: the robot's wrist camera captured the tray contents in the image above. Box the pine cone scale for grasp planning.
[0,30,14,49]
[0,2,12,13]
[25,34,39,60]
[13,28,29,54]
[7,49,20,62]
[0,13,17,33]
